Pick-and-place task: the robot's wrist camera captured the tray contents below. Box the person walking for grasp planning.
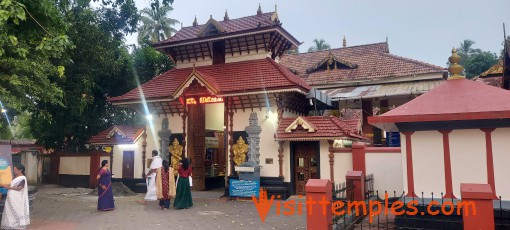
[1,163,30,229]
[96,160,114,211]
[173,158,193,209]
[144,150,162,202]
[156,160,176,210]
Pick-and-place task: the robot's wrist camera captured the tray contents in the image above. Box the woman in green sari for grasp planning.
[173,158,193,209]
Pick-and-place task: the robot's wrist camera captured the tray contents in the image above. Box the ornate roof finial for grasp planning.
[180,22,183,29]
[210,15,213,19]
[193,15,198,27]
[343,35,346,48]
[448,47,465,80]
[257,3,262,15]
[224,9,229,21]
[275,4,278,13]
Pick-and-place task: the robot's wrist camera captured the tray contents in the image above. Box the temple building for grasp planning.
[280,39,447,147]
[106,5,450,197]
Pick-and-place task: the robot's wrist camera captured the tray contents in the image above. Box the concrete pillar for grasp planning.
[158,117,172,161]
[346,171,364,201]
[305,179,332,230]
[460,184,495,230]
[351,142,366,176]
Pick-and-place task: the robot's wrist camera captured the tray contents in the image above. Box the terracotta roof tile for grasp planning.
[474,76,503,88]
[280,43,446,85]
[109,58,310,103]
[87,125,145,145]
[276,116,365,141]
[156,12,276,45]
[369,78,510,131]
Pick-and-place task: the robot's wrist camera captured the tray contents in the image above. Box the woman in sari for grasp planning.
[1,163,30,229]
[156,160,176,210]
[173,158,193,209]
[96,160,114,211]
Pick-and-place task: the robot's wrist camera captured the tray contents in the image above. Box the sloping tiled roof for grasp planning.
[474,76,503,88]
[324,80,444,100]
[87,125,145,145]
[369,78,510,131]
[280,43,446,85]
[275,116,365,141]
[155,12,282,46]
[109,58,310,103]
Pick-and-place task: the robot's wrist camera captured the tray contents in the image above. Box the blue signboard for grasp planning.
[386,132,401,147]
[229,179,260,198]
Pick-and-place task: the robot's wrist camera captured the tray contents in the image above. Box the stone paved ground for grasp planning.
[28,185,307,230]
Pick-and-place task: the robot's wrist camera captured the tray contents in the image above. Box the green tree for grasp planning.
[138,3,179,43]
[0,0,73,113]
[308,39,331,52]
[133,38,174,83]
[456,39,498,79]
[29,7,143,151]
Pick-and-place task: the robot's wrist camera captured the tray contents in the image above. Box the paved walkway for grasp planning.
[28,185,306,230]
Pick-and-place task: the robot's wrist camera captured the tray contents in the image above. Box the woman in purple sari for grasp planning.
[96,160,114,211]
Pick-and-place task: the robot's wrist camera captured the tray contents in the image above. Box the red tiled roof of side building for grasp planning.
[474,76,503,88]
[276,116,365,141]
[369,78,510,131]
[87,125,145,145]
[109,58,311,103]
[155,12,279,45]
[280,43,446,85]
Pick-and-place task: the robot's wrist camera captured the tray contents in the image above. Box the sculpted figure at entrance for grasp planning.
[233,136,248,166]
[170,138,183,175]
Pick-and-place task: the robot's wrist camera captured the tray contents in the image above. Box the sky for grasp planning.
[122,0,510,67]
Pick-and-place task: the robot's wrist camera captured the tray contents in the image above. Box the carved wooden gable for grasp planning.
[285,117,317,133]
[305,52,358,74]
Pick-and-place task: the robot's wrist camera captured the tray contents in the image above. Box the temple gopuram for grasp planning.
[108,5,449,197]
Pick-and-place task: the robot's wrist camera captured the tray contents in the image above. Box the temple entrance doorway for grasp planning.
[292,141,320,195]
[185,93,226,191]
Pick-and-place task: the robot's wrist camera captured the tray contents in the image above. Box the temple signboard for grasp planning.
[186,97,224,105]
[229,179,260,198]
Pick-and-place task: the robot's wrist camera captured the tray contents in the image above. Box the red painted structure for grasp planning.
[305,179,332,230]
[461,184,495,230]
[346,171,364,201]
[369,77,510,199]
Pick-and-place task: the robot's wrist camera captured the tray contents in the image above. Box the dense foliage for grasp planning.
[1,0,175,150]
[456,39,499,79]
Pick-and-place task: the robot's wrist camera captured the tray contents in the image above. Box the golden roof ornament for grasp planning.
[257,3,262,15]
[343,36,346,48]
[448,47,465,80]
[193,15,198,27]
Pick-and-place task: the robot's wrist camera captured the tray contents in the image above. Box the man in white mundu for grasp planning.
[145,150,162,201]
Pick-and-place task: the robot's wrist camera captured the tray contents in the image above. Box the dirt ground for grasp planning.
[28,185,306,230]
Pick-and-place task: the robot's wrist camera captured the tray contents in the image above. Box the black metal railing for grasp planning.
[331,181,358,230]
[364,174,374,201]
[495,196,510,229]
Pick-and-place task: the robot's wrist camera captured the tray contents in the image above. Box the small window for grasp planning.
[298,158,305,167]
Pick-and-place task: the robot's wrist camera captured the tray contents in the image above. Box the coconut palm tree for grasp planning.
[138,5,180,43]
[308,39,331,52]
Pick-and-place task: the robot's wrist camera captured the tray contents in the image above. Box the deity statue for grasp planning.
[233,136,248,166]
[169,138,183,175]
